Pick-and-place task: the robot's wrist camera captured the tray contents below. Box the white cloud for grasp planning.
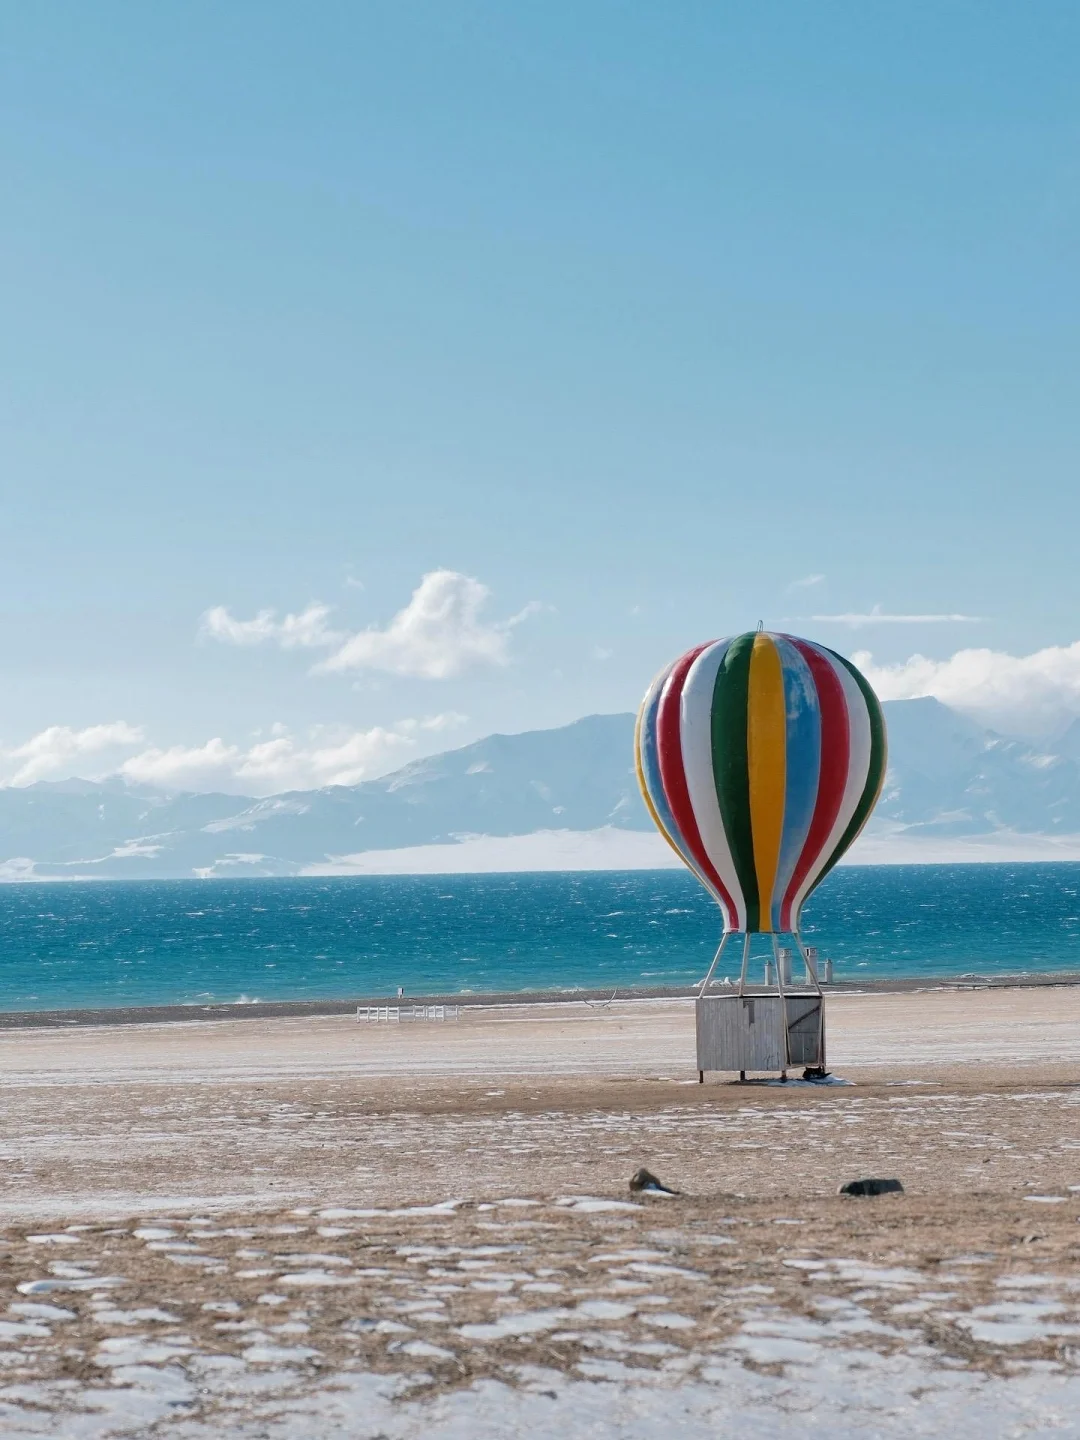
[394,712,469,734]
[118,737,241,790]
[2,722,145,786]
[202,571,538,680]
[119,726,417,794]
[804,604,982,627]
[317,570,538,679]
[853,639,1080,735]
[787,573,825,591]
[1,715,467,796]
[200,602,341,649]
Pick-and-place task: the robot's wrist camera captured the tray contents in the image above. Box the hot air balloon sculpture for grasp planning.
[636,629,886,1080]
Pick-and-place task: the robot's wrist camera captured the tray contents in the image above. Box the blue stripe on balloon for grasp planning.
[771,634,821,929]
[638,675,699,875]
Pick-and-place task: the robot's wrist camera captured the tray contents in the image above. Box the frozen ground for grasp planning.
[0,991,1078,1434]
[1,1194,1080,1436]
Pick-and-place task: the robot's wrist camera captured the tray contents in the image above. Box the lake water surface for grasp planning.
[1,863,1078,1012]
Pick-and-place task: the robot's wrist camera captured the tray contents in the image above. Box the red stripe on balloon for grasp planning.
[779,640,850,930]
[655,645,738,925]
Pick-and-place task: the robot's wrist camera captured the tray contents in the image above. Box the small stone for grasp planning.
[629,1167,679,1195]
[838,1177,904,1197]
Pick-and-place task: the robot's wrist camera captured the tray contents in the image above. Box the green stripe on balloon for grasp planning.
[709,632,758,931]
[814,648,887,886]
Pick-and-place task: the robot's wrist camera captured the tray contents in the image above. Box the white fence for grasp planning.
[356,1004,461,1023]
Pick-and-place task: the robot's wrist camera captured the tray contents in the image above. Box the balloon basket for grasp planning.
[693,931,827,1082]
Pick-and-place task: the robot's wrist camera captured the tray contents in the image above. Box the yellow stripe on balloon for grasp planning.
[747,632,787,932]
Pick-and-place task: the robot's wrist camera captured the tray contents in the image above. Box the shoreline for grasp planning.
[3,967,1080,1028]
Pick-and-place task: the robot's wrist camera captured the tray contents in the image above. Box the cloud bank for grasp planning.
[805,605,982,627]
[200,602,341,649]
[0,715,466,796]
[4,723,146,786]
[854,639,1080,735]
[203,570,538,680]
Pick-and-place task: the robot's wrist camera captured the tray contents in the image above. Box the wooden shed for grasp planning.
[696,992,824,1076]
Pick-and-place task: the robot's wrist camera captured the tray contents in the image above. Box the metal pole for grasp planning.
[697,931,730,996]
[794,930,827,1071]
[737,932,751,997]
[771,932,789,1078]
[771,933,785,998]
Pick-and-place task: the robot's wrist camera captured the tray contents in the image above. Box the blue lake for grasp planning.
[1,863,1078,1012]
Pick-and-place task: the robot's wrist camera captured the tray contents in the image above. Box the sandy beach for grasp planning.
[1,987,1079,1436]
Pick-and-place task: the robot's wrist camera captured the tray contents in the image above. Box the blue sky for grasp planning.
[3,3,1079,790]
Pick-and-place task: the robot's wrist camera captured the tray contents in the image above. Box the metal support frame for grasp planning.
[696,931,730,996]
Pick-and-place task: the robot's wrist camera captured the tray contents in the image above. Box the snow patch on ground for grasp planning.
[3,1354,1079,1437]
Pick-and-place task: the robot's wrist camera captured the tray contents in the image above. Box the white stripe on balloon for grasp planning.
[678,638,744,932]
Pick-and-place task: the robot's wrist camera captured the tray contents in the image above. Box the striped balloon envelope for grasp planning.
[635,631,887,935]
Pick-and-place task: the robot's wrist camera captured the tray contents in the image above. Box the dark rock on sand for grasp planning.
[629,1167,679,1195]
[839,1177,904,1197]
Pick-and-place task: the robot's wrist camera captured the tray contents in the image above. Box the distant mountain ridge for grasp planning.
[2,700,1080,879]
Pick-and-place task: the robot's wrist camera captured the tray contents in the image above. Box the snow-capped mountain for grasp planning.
[2,700,1080,879]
